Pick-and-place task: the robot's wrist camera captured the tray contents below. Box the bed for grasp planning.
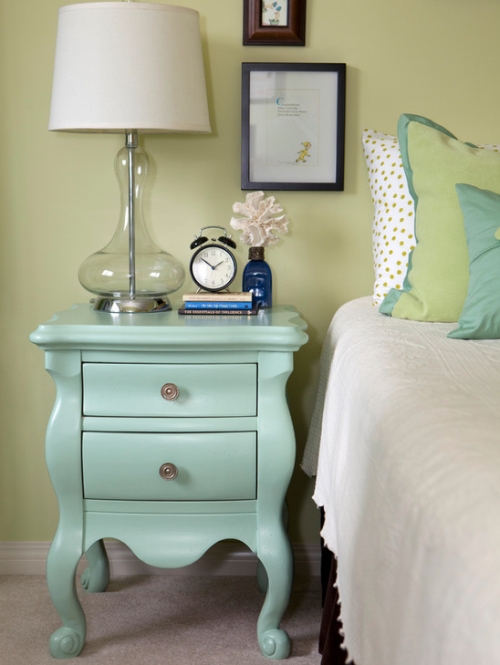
[303,296,500,664]
[301,115,500,665]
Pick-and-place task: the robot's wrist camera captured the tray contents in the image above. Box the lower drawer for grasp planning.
[82,432,256,501]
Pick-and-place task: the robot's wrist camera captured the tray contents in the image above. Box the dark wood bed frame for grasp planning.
[319,509,352,665]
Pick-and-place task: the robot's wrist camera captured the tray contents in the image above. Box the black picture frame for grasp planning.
[243,0,306,46]
[241,63,346,191]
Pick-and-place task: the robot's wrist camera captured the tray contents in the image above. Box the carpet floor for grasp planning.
[0,575,322,664]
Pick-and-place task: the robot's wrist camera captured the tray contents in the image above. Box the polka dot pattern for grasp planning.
[362,128,415,306]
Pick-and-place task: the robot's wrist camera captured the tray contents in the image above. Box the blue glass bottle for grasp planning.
[242,246,272,309]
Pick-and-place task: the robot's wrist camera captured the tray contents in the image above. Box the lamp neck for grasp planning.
[125,131,138,149]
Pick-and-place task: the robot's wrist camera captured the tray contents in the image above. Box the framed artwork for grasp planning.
[241,63,346,191]
[243,0,306,46]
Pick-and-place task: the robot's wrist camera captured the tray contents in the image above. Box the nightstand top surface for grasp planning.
[30,304,308,352]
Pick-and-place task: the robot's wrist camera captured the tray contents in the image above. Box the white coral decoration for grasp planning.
[230,191,289,247]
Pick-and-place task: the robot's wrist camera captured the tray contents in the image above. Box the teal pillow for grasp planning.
[380,114,500,322]
[448,184,500,339]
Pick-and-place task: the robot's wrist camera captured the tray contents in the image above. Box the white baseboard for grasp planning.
[0,541,320,577]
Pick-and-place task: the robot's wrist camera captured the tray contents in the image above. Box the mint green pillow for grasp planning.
[380,114,500,322]
[448,184,500,339]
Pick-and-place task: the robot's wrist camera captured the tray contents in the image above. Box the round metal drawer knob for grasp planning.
[159,463,178,481]
[161,383,179,401]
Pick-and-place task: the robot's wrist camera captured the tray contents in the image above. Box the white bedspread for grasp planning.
[302,297,500,665]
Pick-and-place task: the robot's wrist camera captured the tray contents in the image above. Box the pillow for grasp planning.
[448,184,500,339]
[379,114,500,322]
[362,128,415,306]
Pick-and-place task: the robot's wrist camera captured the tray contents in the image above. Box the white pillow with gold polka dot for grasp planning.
[362,128,415,306]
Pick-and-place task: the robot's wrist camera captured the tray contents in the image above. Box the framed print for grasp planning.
[241,63,346,191]
[243,0,306,46]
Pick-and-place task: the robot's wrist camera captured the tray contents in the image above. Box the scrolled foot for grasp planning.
[259,628,291,660]
[49,627,84,659]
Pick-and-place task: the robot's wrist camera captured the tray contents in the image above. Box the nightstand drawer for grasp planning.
[83,363,257,417]
[82,431,257,501]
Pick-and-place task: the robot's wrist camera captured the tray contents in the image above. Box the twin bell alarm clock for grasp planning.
[189,226,237,292]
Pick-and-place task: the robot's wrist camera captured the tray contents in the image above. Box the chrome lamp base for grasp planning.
[92,297,171,313]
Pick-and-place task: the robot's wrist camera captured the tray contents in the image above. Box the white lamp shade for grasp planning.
[49,2,211,133]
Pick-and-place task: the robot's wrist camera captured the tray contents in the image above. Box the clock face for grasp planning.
[190,244,237,292]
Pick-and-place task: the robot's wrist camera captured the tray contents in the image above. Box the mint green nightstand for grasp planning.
[30,305,308,660]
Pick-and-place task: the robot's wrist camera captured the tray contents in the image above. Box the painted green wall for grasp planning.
[1,0,500,544]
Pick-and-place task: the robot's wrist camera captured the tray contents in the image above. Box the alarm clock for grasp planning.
[189,226,237,292]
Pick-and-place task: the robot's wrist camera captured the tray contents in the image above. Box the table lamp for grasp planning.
[49,1,211,312]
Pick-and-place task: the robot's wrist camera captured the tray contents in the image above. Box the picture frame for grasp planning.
[241,63,346,191]
[243,0,306,46]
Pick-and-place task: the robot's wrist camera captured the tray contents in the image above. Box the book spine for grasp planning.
[183,292,252,302]
[178,308,258,316]
[183,301,253,310]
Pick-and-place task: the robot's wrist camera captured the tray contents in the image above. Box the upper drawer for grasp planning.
[83,363,257,417]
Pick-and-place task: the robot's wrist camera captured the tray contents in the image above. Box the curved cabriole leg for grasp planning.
[46,540,86,658]
[81,540,110,593]
[255,353,296,659]
[256,533,293,660]
[44,350,87,658]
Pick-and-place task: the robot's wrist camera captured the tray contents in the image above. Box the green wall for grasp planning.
[1,0,500,544]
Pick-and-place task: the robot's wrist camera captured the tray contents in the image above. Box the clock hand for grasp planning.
[201,258,215,269]
[212,261,226,269]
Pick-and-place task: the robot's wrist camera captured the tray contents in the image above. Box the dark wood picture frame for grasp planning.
[243,0,306,46]
[241,63,346,191]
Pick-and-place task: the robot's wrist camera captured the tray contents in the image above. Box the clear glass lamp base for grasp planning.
[79,135,185,314]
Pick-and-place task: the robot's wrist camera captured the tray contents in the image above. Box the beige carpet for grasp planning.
[0,575,322,664]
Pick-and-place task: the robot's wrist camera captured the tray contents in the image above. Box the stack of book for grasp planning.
[179,292,258,315]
